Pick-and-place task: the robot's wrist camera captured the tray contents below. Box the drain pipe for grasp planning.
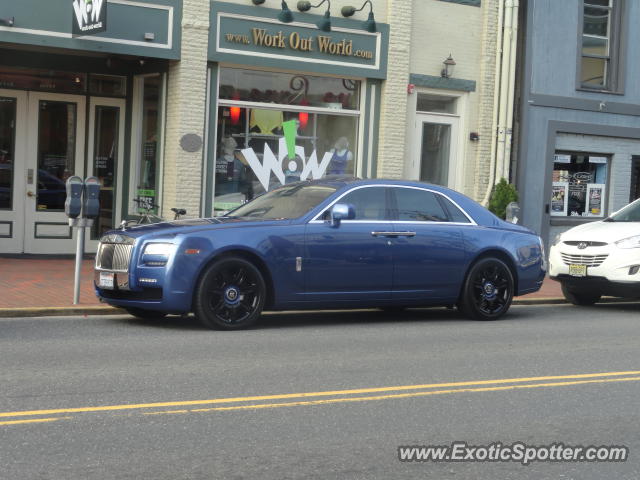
[482,0,505,206]
[502,0,519,180]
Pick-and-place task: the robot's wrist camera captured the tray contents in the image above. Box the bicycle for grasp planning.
[119,197,187,229]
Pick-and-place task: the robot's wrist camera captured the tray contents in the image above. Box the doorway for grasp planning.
[0,90,124,254]
[411,112,460,190]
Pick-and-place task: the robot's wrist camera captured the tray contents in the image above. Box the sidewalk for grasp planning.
[0,256,565,317]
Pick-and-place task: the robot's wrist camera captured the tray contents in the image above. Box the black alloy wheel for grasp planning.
[458,257,514,320]
[194,257,266,330]
[561,283,601,306]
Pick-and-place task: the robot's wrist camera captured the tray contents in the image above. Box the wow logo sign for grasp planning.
[241,120,333,191]
[72,0,107,35]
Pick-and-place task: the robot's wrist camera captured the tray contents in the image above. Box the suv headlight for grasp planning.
[551,233,562,247]
[615,235,640,249]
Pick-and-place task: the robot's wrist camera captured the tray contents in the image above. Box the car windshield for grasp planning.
[225,183,337,220]
[605,199,640,222]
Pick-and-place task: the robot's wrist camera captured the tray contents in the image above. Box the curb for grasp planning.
[0,297,633,318]
[0,298,568,318]
[0,306,127,318]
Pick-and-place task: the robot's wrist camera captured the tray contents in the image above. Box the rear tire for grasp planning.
[561,283,601,306]
[458,257,514,321]
[194,257,266,330]
[124,307,167,319]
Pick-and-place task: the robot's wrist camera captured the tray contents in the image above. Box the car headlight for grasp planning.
[615,235,640,249]
[551,233,562,247]
[141,243,175,266]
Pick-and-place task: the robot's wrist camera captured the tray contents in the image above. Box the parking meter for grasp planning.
[83,176,101,220]
[65,176,84,219]
[506,202,521,224]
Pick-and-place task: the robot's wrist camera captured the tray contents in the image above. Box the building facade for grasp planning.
[516,0,640,246]
[1,0,511,255]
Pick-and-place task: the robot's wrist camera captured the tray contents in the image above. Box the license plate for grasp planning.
[99,272,115,289]
[569,264,587,277]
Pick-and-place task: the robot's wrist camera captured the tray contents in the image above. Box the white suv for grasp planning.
[549,198,640,305]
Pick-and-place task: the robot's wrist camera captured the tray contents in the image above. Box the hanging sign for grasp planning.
[72,0,107,35]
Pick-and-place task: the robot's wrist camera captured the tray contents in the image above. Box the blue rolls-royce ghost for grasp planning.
[95,179,545,329]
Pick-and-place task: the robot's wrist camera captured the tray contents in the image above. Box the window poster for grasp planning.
[551,182,569,216]
[589,156,607,164]
[554,154,571,164]
[586,183,605,217]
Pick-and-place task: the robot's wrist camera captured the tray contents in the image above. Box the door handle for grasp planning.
[26,190,35,198]
[371,231,416,237]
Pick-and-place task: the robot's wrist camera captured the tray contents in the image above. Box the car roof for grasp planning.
[305,177,458,195]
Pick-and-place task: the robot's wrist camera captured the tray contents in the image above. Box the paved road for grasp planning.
[1,304,639,479]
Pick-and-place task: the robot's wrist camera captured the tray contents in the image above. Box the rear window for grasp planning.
[393,188,449,222]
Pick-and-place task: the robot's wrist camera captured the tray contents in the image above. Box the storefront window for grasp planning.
[214,68,360,215]
[133,75,163,213]
[219,67,360,110]
[0,66,86,94]
[89,74,126,97]
[551,152,608,217]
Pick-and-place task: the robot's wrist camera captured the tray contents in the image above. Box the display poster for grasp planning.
[589,156,607,164]
[551,182,569,216]
[586,183,605,217]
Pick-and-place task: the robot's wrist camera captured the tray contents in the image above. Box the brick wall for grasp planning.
[377,0,412,178]
[162,0,210,217]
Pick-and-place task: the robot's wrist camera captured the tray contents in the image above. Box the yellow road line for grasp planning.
[1,370,639,419]
[0,417,71,426]
[143,410,189,416]
[179,376,640,414]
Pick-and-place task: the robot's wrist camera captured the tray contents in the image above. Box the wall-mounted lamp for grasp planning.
[297,0,331,32]
[0,17,14,27]
[340,0,376,33]
[441,54,456,78]
[278,1,294,22]
[251,0,293,22]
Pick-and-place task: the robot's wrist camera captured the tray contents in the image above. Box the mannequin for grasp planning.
[215,136,245,195]
[327,137,353,175]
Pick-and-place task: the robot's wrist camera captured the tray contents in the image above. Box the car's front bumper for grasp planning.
[549,242,640,297]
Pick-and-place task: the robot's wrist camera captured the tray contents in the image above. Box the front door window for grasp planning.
[419,123,451,186]
[36,100,76,211]
[92,106,120,237]
[0,97,16,210]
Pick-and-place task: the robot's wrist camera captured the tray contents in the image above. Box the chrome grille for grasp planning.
[563,241,608,247]
[561,253,608,267]
[96,243,133,272]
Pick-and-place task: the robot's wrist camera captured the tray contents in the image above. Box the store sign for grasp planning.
[72,0,107,35]
[214,13,381,71]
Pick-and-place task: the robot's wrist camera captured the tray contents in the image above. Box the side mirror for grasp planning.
[330,203,355,227]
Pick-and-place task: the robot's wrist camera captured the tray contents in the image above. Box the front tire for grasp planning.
[194,257,266,330]
[561,283,601,306]
[458,257,514,321]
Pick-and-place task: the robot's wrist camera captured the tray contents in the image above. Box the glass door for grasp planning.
[23,92,85,254]
[0,90,27,254]
[86,97,126,252]
[410,113,460,190]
